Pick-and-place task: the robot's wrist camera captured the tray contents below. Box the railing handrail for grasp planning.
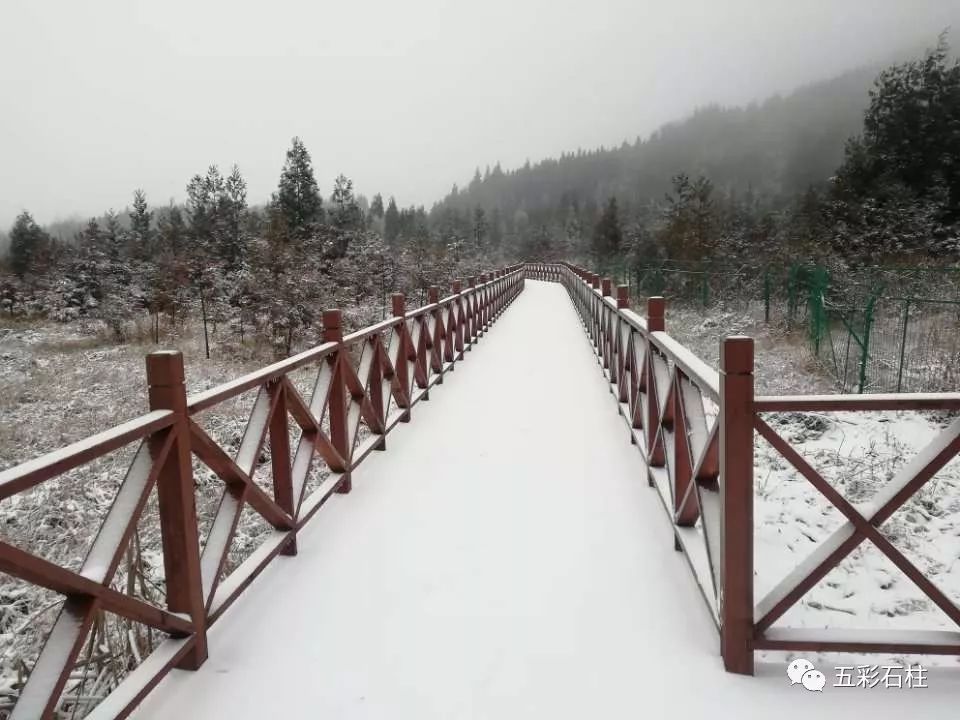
[0,263,526,720]
[534,259,960,676]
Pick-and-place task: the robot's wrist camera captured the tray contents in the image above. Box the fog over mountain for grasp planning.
[0,0,957,229]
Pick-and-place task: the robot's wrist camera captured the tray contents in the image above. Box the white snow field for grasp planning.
[135,281,960,719]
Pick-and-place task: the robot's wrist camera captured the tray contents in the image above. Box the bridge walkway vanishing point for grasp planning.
[134,280,960,718]
[5,264,960,719]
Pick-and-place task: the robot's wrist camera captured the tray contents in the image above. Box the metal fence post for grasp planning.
[896,298,911,393]
[857,293,878,394]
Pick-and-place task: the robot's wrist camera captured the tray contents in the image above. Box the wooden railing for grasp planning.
[0,266,525,720]
[542,261,960,674]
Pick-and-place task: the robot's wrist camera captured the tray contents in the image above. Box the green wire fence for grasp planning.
[596,260,960,394]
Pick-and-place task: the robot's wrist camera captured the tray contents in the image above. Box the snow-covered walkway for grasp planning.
[137,281,960,718]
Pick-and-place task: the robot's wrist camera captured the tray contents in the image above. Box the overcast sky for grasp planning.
[0,0,957,227]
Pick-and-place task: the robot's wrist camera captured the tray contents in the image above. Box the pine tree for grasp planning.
[330,174,361,231]
[384,196,400,245]
[103,210,124,262]
[157,204,187,257]
[186,165,225,252]
[274,137,323,236]
[472,206,487,252]
[592,197,623,269]
[9,211,47,278]
[222,165,248,268]
[370,193,385,219]
[833,33,960,228]
[129,189,153,259]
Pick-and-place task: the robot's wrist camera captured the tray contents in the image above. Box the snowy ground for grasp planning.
[134,281,960,718]
[2,282,960,716]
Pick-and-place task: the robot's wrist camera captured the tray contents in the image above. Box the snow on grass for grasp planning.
[662,298,960,668]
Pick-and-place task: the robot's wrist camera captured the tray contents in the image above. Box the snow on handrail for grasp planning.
[755,392,960,411]
[649,331,720,400]
[0,410,175,498]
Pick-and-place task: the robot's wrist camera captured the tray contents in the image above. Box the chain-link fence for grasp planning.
[599,261,960,394]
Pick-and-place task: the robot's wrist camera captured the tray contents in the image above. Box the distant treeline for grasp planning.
[428,33,960,274]
[2,35,958,348]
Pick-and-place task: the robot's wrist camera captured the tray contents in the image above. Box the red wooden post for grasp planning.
[146,351,208,668]
[268,379,297,554]
[719,336,755,675]
[616,286,631,404]
[467,277,477,346]
[452,280,465,359]
[391,294,411,422]
[645,298,666,483]
[601,278,613,370]
[428,287,444,383]
[367,333,388,449]
[647,296,665,332]
[479,276,489,330]
[323,310,352,494]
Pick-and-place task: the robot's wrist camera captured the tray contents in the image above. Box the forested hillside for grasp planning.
[435,63,877,221]
[429,36,959,271]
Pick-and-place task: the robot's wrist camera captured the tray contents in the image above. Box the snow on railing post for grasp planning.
[391,294,412,422]
[452,280,465,360]
[145,350,209,669]
[616,285,637,402]
[323,310,352,494]
[645,297,666,481]
[719,336,755,675]
[268,378,298,553]
[646,296,665,333]
[467,277,477,347]
[589,275,601,350]
[477,275,488,332]
[601,279,613,371]
[428,287,444,385]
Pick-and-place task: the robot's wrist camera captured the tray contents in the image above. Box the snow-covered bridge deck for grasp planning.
[135,281,960,719]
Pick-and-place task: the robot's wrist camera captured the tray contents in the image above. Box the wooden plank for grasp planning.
[208,530,293,624]
[187,421,294,530]
[0,410,174,499]
[269,382,296,556]
[280,376,320,434]
[0,540,192,633]
[341,316,402,345]
[12,597,98,720]
[234,385,276,477]
[756,627,960,655]
[755,393,960,412]
[187,342,337,413]
[80,434,173,584]
[83,637,195,720]
[650,331,720,399]
[755,415,960,629]
[199,485,246,606]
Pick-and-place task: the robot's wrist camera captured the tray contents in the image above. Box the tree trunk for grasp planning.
[200,292,211,359]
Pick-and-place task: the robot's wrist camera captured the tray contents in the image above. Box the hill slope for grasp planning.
[436,64,880,220]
